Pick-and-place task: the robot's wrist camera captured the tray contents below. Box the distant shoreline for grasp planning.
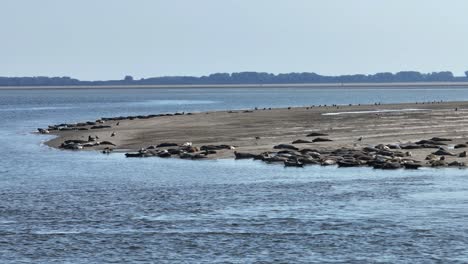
[3,82,468,90]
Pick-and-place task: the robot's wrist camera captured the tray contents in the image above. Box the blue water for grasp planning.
[2,86,468,263]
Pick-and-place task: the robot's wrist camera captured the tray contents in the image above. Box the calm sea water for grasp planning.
[2,86,468,263]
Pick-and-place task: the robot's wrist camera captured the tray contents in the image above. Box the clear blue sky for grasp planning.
[2,0,468,80]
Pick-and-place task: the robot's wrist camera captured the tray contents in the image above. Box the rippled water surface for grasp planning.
[2,86,468,263]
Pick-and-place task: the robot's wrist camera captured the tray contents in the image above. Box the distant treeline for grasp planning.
[1,71,468,86]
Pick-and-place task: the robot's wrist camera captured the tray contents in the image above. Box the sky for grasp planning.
[1,0,468,80]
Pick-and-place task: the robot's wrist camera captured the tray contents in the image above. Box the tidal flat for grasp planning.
[44,101,468,169]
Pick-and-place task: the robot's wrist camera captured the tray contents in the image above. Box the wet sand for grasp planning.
[44,101,468,167]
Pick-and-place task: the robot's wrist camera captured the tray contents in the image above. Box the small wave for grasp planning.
[133,214,196,221]
[132,100,218,106]
[33,230,83,235]
[322,108,429,116]
[32,229,315,236]
[0,106,75,111]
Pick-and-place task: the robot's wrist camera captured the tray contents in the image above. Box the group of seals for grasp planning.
[234,139,467,169]
[125,143,235,159]
[37,111,192,134]
[59,139,116,150]
[235,145,422,170]
[119,135,467,170]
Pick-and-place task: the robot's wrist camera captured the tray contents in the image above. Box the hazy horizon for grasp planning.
[2,0,468,80]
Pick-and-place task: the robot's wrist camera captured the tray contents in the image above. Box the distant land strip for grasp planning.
[2,70,468,87]
[3,82,468,90]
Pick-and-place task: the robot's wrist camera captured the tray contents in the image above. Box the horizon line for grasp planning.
[1,70,466,81]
